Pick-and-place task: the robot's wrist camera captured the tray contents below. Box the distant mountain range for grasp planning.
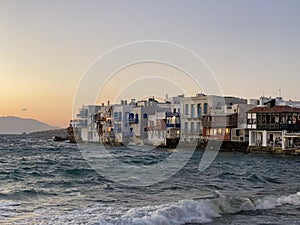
[0,116,60,134]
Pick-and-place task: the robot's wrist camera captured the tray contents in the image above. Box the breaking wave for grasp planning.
[21,191,300,224]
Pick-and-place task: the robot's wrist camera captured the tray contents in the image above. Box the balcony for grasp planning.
[166,112,180,117]
[166,124,181,128]
[97,117,106,122]
[255,123,300,131]
[202,114,238,128]
[128,118,139,124]
[279,123,300,131]
[113,117,122,122]
[124,132,134,137]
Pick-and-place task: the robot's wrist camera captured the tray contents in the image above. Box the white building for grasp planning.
[128,98,171,145]
[230,103,258,142]
[145,111,181,147]
[75,105,102,142]
[180,94,209,142]
[180,94,248,143]
[145,112,167,146]
[112,100,134,144]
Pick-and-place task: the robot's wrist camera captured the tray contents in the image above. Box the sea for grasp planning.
[0,134,299,225]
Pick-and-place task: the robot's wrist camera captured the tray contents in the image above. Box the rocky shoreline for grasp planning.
[33,129,299,155]
[196,140,300,155]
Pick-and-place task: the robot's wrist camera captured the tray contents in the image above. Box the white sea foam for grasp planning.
[255,192,300,210]
[91,192,300,225]
[15,192,300,225]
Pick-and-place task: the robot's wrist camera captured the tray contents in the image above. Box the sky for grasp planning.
[1,0,300,127]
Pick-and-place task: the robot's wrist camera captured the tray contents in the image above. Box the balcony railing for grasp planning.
[128,118,139,124]
[124,132,134,137]
[166,124,181,128]
[256,123,300,131]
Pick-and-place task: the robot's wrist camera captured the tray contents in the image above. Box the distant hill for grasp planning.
[29,128,68,138]
[0,116,60,134]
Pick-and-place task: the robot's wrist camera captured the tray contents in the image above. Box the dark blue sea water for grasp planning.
[0,134,299,224]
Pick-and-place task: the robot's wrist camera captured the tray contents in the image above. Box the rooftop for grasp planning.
[247,105,300,113]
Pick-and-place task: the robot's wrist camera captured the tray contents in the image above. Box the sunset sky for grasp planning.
[1,0,300,127]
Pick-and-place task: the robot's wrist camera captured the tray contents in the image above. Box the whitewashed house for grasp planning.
[230,103,258,142]
[112,100,134,144]
[128,98,171,145]
[75,105,101,142]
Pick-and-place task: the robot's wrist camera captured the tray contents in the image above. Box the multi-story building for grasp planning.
[230,103,258,142]
[202,113,238,141]
[202,102,258,142]
[166,94,184,114]
[180,94,209,142]
[95,104,113,143]
[75,105,102,142]
[145,111,181,147]
[145,112,167,146]
[247,104,300,149]
[180,94,247,142]
[112,100,134,144]
[127,98,171,145]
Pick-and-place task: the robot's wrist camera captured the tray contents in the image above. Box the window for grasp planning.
[271,116,275,123]
[184,104,189,115]
[191,122,194,133]
[197,122,200,132]
[129,113,134,119]
[114,112,118,118]
[204,103,208,114]
[197,104,202,118]
[225,128,230,135]
[213,129,217,135]
[184,122,188,132]
[143,113,148,119]
[125,112,129,119]
[236,130,240,136]
[191,104,195,118]
[171,116,176,124]
[207,129,210,136]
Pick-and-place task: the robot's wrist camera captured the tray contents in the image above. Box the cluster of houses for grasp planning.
[69,94,300,150]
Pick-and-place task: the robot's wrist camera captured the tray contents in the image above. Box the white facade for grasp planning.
[180,94,209,142]
[75,105,101,142]
[112,103,134,144]
[145,112,167,146]
[229,103,258,142]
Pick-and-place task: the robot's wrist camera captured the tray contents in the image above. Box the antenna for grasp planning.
[278,86,282,98]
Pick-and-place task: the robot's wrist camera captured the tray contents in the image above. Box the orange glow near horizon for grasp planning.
[0,89,74,127]
[1,1,300,128]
